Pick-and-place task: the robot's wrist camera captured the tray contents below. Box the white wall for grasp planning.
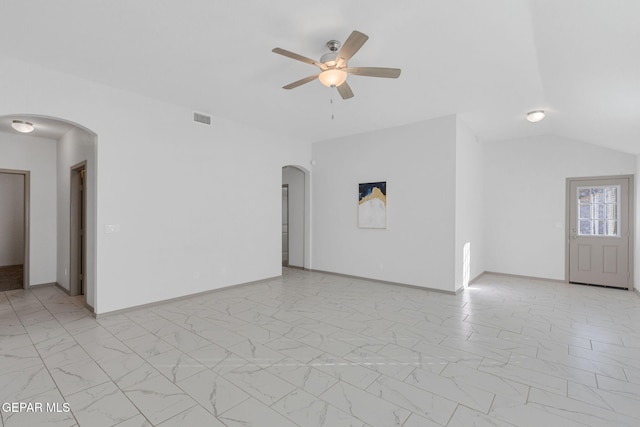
[311,116,457,292]
[1,57,311,314]
[0,173,24,266]
[0,132,57,285]
[454,117,484,290]
[57,127,97,307]
[282,166,305,268]
[484,135,636,281]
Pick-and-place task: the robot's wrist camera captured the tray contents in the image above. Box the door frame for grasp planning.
[282,184,289,267]
[0,168,30,289]
[70,161,87,297]
[565,175,634,290]
[282,165,310,269]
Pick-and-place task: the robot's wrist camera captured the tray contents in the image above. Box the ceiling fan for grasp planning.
[272,30,401,100]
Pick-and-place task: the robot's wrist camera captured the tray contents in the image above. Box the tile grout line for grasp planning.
[6,287,82,426]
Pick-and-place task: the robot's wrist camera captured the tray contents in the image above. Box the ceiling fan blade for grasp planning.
[336,31,369,67]
[272,48,327,70]
[344,67,401,78]
[283,74,319,90]
[337,81,354,99]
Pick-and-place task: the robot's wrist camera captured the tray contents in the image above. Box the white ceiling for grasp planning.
[1,0,639,153]
[0,115,76,140]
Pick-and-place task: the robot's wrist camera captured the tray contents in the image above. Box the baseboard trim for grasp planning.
[453,271,487,293]
[480,271,567,285]
[54,282,71,295]
[468,271,486,286]
[634,287,640,298]
[94,275,281,319]
[462,271,636,294]
[307,268,458,295]
[28,282,57,289]
[84,301,95,315]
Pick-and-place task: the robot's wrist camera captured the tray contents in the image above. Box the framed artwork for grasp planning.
[358,181,386,229]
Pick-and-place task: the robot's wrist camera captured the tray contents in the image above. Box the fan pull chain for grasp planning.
[331,97,334,120]
[330,88,336,120]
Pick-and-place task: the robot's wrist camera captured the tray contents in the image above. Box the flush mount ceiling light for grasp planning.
[526,110,545,123]
[11,120,34,133]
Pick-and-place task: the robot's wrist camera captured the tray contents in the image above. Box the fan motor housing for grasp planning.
[321,40,343,67]
[326,40,341,52]
[320,51,338,66]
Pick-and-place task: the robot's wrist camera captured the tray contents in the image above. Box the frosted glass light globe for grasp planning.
[319,69,347,87]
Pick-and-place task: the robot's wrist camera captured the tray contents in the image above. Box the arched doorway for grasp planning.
[0,114,97,311]
[282,165,311,269]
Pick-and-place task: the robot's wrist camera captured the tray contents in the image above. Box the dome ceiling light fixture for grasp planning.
[318,69,348,88]
[317,41,348,88]
[12,120,35,133]
[526,110,545,123]
[272,30,401,100]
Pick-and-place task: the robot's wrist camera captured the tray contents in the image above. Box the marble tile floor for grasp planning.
[1,269,639,426]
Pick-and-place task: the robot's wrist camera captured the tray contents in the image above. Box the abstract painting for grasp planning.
[358,181,387,228]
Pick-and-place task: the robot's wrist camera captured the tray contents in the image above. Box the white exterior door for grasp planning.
[568,176,632,289]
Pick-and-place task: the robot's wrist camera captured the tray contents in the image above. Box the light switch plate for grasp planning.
[104,224,120,233]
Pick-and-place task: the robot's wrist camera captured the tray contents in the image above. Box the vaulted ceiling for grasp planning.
[1,0,639,153]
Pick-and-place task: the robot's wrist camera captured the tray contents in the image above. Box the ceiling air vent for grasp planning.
[193,112,212,125]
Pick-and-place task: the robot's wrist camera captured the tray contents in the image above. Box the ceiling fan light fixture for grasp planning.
[526,110,545,123]
[12,120,34,133]
[318,69,347,88]
[272,30,400,99]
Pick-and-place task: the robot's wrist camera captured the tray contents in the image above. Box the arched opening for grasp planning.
[0,114,98,311]
[282,165,311,270]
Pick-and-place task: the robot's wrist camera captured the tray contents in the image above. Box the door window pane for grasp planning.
[577,185,620,237]
[592,188,605,203]
[593,204,605,219]
[579,220,591,235]
[579,205,591,219]
[579,189,591,203]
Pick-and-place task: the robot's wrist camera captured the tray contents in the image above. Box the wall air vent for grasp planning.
[193,112,212,125]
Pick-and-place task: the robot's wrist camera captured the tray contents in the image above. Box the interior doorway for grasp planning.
[70,162,87,297]
[1,114,97,311]
[282,165,308,269]
[282,185,289,266]
[566,175,634,289]
[0,169,29,291]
